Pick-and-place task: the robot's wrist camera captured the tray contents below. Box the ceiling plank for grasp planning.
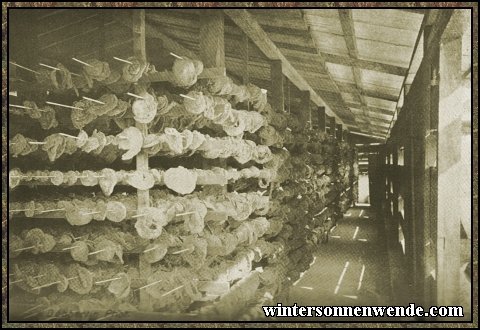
[349,131,386,140]
[321,52,407,76]
[280,46,408,77]
[362,89,399,102]
[345,102,395,116]
[224,9,346,126]
[145,23,199,60]
[338,9,374,134]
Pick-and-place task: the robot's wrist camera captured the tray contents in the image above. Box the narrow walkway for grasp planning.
[286,206,393,316]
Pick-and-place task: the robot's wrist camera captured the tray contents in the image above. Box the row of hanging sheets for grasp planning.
[8,41,304,320]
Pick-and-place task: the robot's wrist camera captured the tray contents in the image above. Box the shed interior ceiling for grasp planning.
[28,8,427,139]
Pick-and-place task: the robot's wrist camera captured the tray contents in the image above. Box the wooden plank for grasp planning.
[322,52,407,76]
[146,11,199,31]
[349,130,386,140]
[336,124,343,141]
[298,90,310,130]
[362,89,399,102]
[200,11,228,196]
[317,106,326,133]
[145,23,199,60]
[270,60,284,113]
[252,14,307,30]
[345,102,395,116]
[436,21,464,311]
[224,9,345,126]
[133,9,152,312]
[329,116,336,137]
[366,116,392,125]
[338,9,372,134]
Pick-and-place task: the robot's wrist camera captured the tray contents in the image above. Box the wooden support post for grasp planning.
[224,9,345,127]
[392,147,399,216]
[200,10,228,195]
[317,106,326,133]
[329,116,336,138]
[133,9,151,311]
[270,60,284,113]
[299,90,310,130]
[336,124,343,141]
[200,10,225,68]
[437,25,464,310]
[343,130,349,143]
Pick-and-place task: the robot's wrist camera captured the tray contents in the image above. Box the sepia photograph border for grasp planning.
[1,1,477,328]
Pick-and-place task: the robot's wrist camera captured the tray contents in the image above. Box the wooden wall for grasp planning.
[378,9,471,318]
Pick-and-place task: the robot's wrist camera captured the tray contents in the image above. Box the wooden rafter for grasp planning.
[321,52,408,76]
[281,47,407,76]
[349,131,386,140]
[338,9,373,134]
[344,102,395,116]
[224,9,346,126]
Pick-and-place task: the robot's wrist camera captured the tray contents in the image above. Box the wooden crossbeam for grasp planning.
[317,106,326,133]
[200,10,225,68]
[224,9,345,126]
[345,102,396,116]
[338,9,373,134]
[321,52,408,76]
[280,47,407,76]
[270,60,285,113]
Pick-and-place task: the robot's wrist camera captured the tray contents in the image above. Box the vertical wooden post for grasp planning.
[317,106,326,133]
[343,130,349,143]
[427,22,440,307]
[392,146,399,215]
[437,28,464,310]
[299,90,310,130]
[336,124,343,141]
[329,116,336,138]
[133,9,151,311]
[200,10,228,196]
[200,10,225,68]
[270,60,284,113]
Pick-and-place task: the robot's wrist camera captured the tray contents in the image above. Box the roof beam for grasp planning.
[365,116,392,125]
[345,102,395,116]
[361,89,399,102]
[321,52,408,76]
[145,24,199,60]
[338,9,373,134]
[224,9,345,126]
[280,47,408,77]
[264,30,316,50]
[349,131,386,140]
